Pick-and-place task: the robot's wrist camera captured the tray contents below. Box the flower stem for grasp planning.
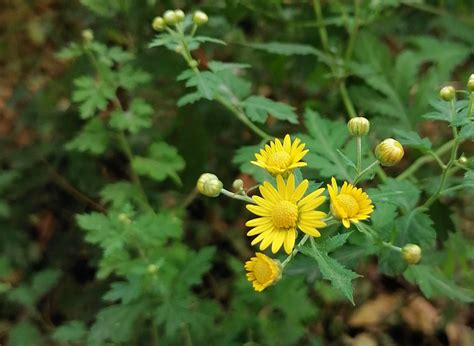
[281,234,309,267]
[356,136,362,174]
[382,241,402,252]
[220,188,255,204]
[353,160,379,185]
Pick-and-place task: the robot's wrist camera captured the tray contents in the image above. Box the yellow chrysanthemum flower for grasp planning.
[246,174,327,254]
[251,134,309,176]
[327,177,374,229]
[245,252,282,292]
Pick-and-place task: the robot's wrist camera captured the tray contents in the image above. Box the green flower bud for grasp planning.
[118,213,131,225]
[439,86,455,102]
[175,9,185,22]
[375,138,404,167]
[152,16,165,31]
[147,264,158,274]
[174,44,183,54]
[189,59,198,68]
[232,179,244,191]
[197,173,223,197]
[81,29,94,43]
[163,10,178,25]
[402,244,422,265]
[467,74,474,91]
[193,10,208,26]
[458,155,468,165]
[347,117,370,137]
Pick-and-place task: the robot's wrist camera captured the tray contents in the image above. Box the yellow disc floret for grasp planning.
[245,253,282,292]
[327,177,374,229]
[246,174,327,254]
[251,134,309,176]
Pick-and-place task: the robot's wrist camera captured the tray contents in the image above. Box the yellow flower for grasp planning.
[245,252,281,292]
[327,177,374,229]
[251,134,309,176]
[246,174,327,254]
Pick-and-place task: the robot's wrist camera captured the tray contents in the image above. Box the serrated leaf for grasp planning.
[395,210,436,248]
[232,144,273,183]
[52,320,87,343]
[247,41,330,64]
[367,178,420,212]
[66,118,109,154]
[394,129,432,151]
[31,269,60,299]
[336,149,357,172]
[404,264,474,302]
[208,61,251,72]
[72,76,116,119]
[177,92,203,107]
[117,66,151,90]
[193,36,227,45]
[178,247,215,288]
[243,96,298,124]
[458,122,474,141]
[318,232,353,253]
[100,182,139,208]
[109,98,153,133]
[103,280,141,304]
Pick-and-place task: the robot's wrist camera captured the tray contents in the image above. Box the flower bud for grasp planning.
[197,173,223,197]
[193,10,208,26]
[375,138,404,167]
[174,45,183,54]
[402,244,422,265]
[232,179,244,191]
[439,86,455,102]
[81,29,94,43]
[118,213,131,225]
[189,59,198,68]
[147,264,158,274]
[152,16,165,31]
[458,155,468,165]
[163,10,178,25]
[174,9,185,22]
[467,74,474,91]
[347,117,370,137]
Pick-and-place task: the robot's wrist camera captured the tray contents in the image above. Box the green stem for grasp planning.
[345,0,360,62]
[339,81,357,118]
[281,234,309,267]
[220,188,255,204]
[468,92,474,118]
[382,241,402,252]
[428,150,446,169]
[356,136,362,174]
[353,160,379,185]
[313,0,330,53]
[396,139,455,180]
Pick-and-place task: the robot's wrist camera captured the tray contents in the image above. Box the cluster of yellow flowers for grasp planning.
[242,134,374,291]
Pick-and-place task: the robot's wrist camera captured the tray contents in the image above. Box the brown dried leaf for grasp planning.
[348,293,401,328]
[400,296,439,335]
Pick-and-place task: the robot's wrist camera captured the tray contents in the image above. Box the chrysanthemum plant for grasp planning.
[150,9,473,304]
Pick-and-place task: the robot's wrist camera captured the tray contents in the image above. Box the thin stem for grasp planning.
[356,136,362,174]
[339,81,357,118]
[382,241,402,252]
[345,0,360,62]
[220,188,255,204]
[468,92,474,118]
[396,139,455,180]
[281,234,309,267]
[428,150,447,169]
[353,160,379,185]
[313,0,330,53]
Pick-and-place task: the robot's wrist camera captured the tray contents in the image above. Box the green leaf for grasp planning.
[80,0,121,17]
[367,178,420,212]
[458,122,474,141]
[100,182,139,208]
[301,239,360,304]
[103,279,141,304]
[178,247,215,288]
[318,232,353,253]
[8,320,41,346]
[31,269,60,298]
[394,129,432,152]
[109,98,153,133]
[232,144,273,183]
[193,36,227,45]
[185,71,219,100]
[242,96,298,124]
[66,118,109,154]
[117,66,151,90]
[395,210,436,248]
[299,108,352,181]
[52,320,87,343]
[132,142,185,184]
[246,41,330,63]
[404,264,474,302]
[208,61,251,72]
[72,76,116,119]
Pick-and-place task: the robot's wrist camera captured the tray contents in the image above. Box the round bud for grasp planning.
[197,173,223,197]
[152,16,165,31]
[347,117,370,137]
[174,9,185,22]
[439,86,455,102]
[402,244,422,265]
[467,74,474,91]
[232,179,244,191]
[189,59,198,68]
[193,10,208,26]
[81,29,94,43]
[163,10,178,25]
[458,155,468,165]
[118,213,131,225]
[147,264,158,274]
[375,138,404,167]
[174,44,183,54]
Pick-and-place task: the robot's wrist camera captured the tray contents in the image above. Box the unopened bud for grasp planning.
[458,155,468,165]
[174,45,183,54]
[232,179,244,191]
[174,9,185,22]
[147,264,158,274]
[81,29,94,43]
[118,213,131,225]
[193,10,208,26]
[197,173,223,197]
[163,10,178,25]
[375,138,404,167]
[152,16,165,31]
[402,244,422,265]
[467,74,474,91]
[439,86,455,102]
[189,59,198,68]
[347,117,370,137]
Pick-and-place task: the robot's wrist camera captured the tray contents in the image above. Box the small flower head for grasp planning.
[163,10,178,25]
[402,244,422,265]
[81,29,94,43]
[245,253,282,292]
[232,179,244,191]
[347,117,370,137]
[152,16,165,31]
[375,138,404,167]
[193,10,208,26]
[196,173,223,197]
[327,178,374,228]
[251,134,309,176]
[467,74,474,91]
[439,85,455,102]
[118,213,131,225]
[246,174,327,254]
[174,9,185,22]
[458,155,468,165]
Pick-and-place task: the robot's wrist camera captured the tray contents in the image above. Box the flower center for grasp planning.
[272,201,298,229]
[253,259,272,284]
[336,194,359,217]
[267,151,292,169]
